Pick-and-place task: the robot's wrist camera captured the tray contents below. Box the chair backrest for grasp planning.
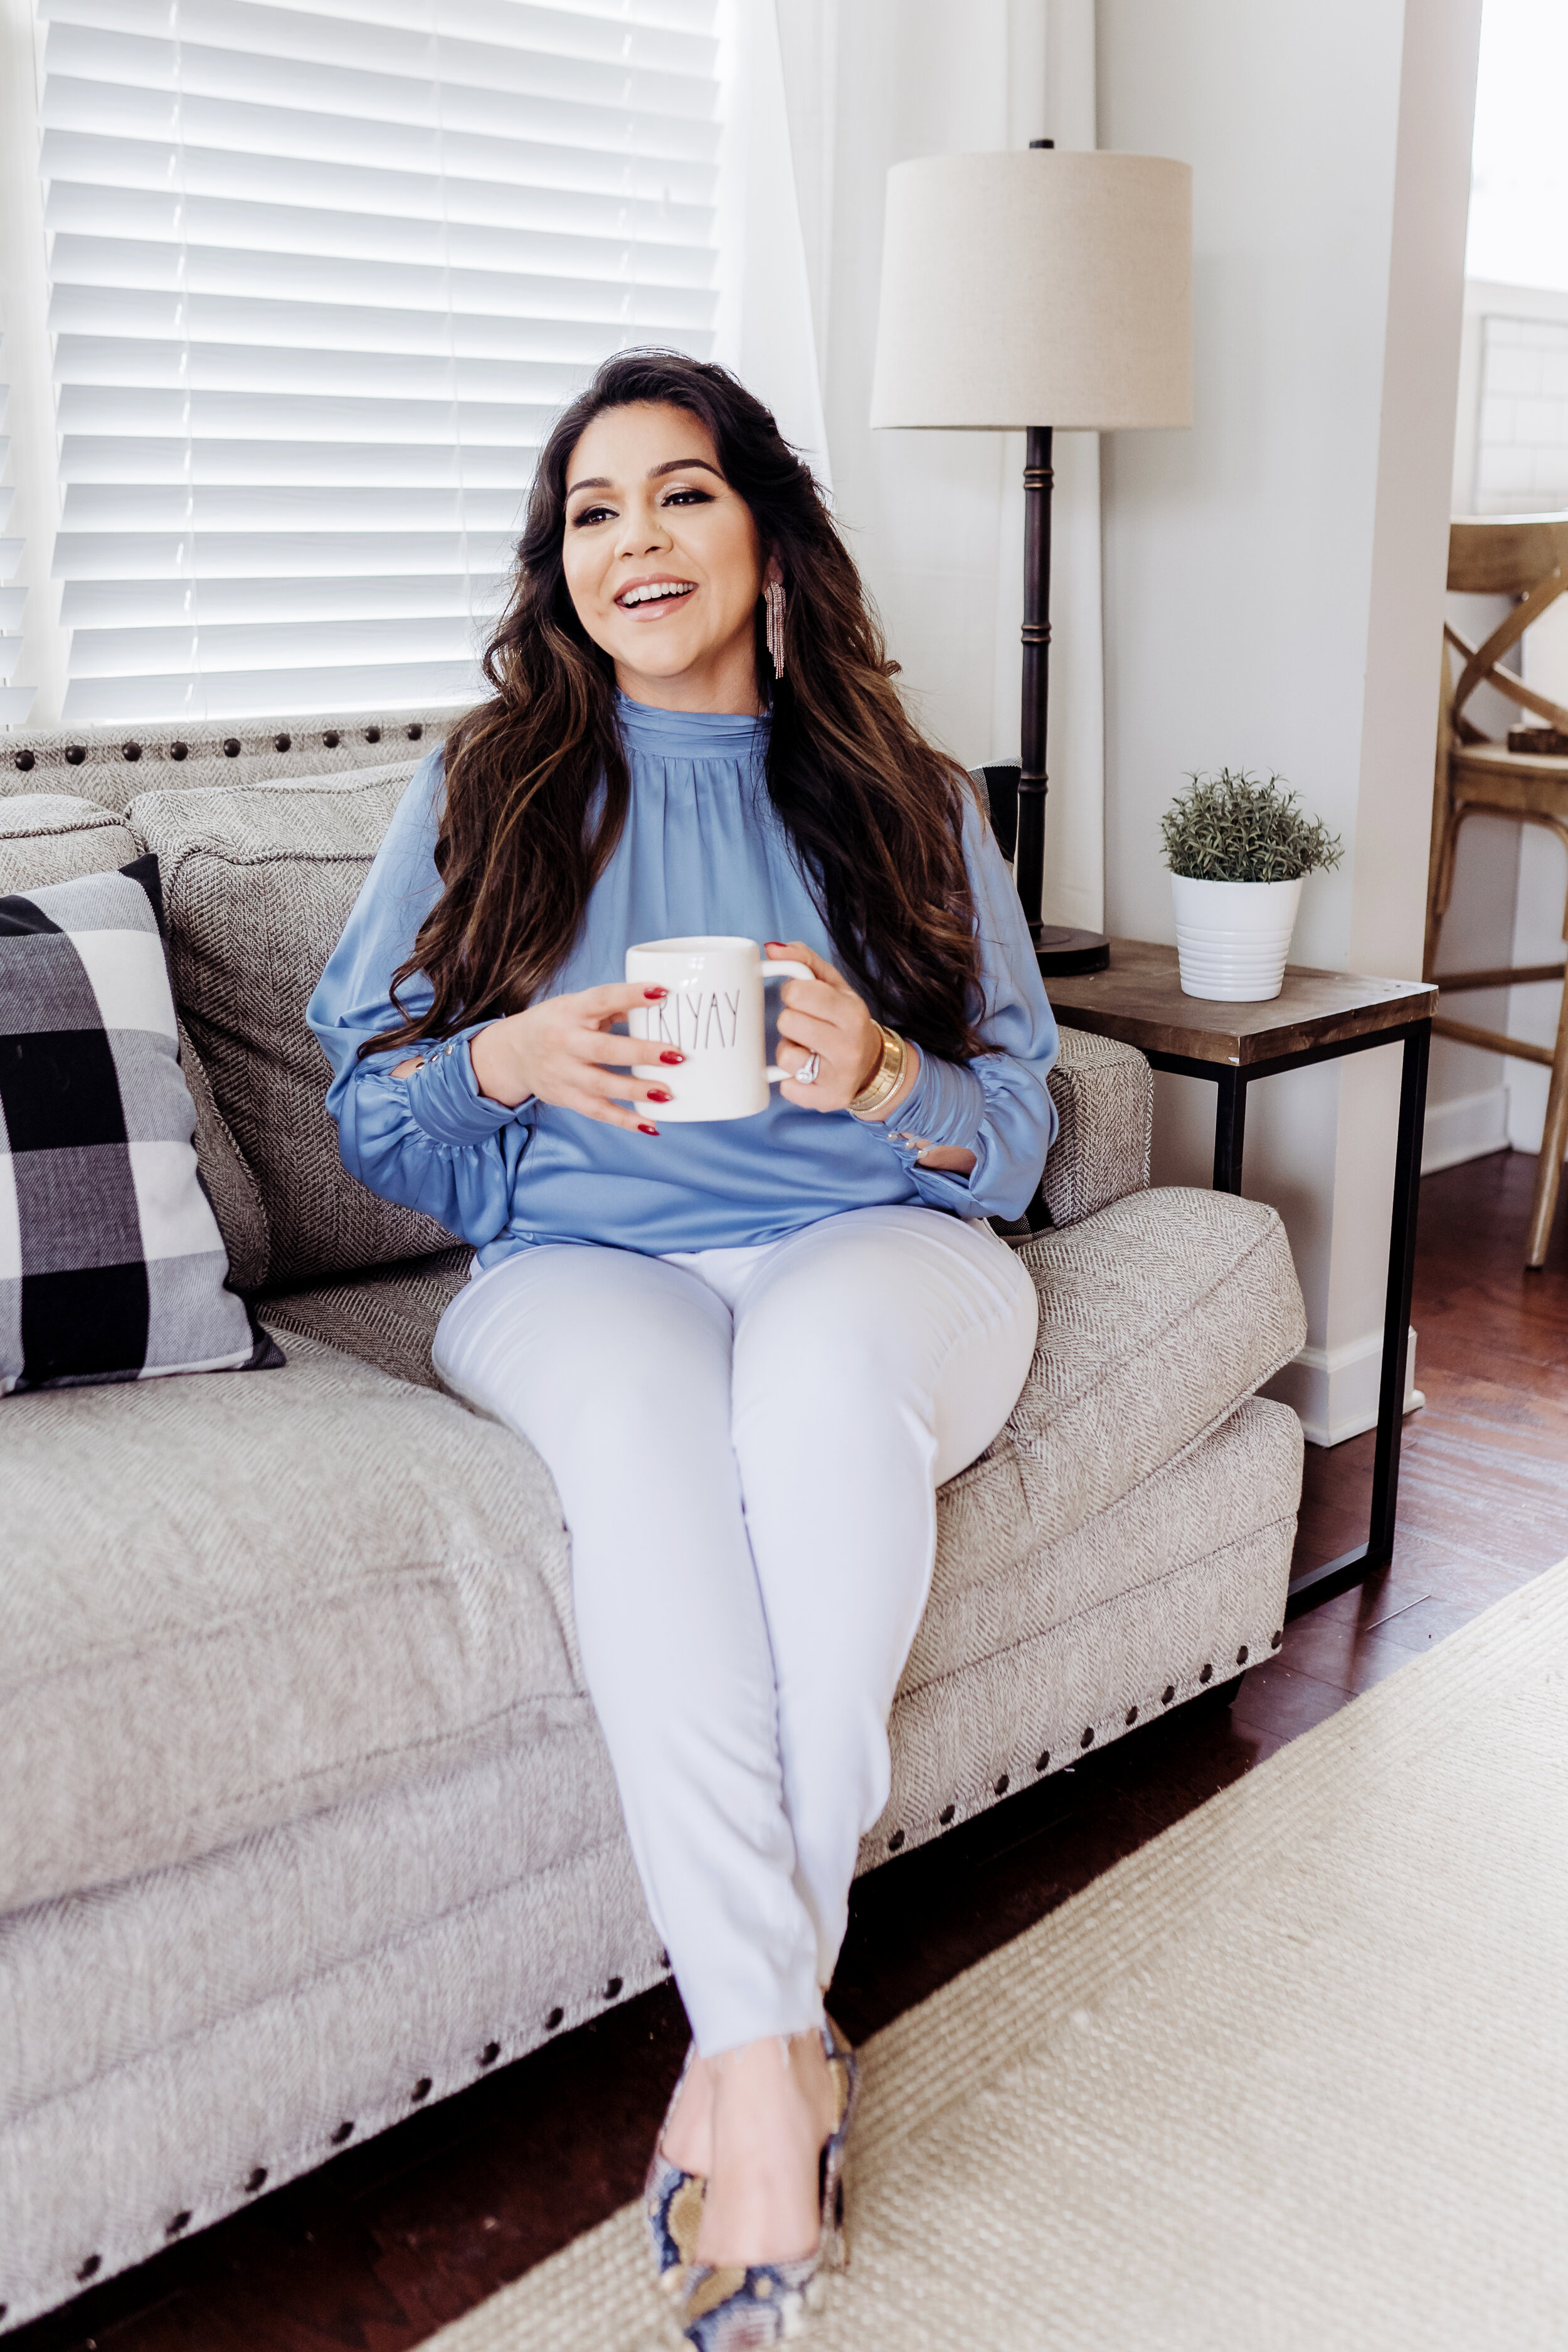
[1443,516,1568,741]
[1448,513,1568,597]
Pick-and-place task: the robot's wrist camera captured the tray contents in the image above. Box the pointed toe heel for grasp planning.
[645,2042,707,2294]
[678,2018,859,2349]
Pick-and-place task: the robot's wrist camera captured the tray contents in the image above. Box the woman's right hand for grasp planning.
[400,985,681,1135]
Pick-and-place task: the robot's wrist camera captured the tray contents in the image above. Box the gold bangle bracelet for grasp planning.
[849,1024,907,1118]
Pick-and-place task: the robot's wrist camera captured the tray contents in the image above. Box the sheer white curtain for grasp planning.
[711,0,829,488]
[775,0,1106,933]
[0,332,18,721]
[1,0,61,728]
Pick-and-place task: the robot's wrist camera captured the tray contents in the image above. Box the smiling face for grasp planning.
[560,400,770,714]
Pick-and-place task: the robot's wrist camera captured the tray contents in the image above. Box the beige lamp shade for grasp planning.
[869,149,1192,432]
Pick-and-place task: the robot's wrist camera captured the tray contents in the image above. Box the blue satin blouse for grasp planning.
[307,693,1058,1263]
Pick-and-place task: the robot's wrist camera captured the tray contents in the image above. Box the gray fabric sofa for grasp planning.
[0,716,1308,2334]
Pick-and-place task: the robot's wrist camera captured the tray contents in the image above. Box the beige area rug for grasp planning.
[431,1562,1568,2352]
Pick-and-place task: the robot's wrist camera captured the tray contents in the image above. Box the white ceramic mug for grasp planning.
[625,935,814,1121]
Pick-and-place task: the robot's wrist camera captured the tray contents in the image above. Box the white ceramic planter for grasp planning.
[1170,872,1304,1002]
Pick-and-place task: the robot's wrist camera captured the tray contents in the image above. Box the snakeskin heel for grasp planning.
[644,2041,708,2296]
[677,2017,859,2350]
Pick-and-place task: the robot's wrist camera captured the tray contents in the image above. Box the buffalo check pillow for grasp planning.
[0,854,283,1394]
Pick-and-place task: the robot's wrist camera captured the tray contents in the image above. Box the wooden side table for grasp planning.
[1046,940,1436,1618]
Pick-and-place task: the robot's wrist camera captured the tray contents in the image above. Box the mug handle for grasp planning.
[760,958,814,1084]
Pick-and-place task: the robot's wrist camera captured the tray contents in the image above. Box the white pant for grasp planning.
[433,1203,1039,2057]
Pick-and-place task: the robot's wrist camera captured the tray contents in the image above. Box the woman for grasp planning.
[309,351,1056,2346]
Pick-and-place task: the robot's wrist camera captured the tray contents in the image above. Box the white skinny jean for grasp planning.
[432,1202,1039,2057]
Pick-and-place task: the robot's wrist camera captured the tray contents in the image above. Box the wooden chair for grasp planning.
[1427,514,1568,1268]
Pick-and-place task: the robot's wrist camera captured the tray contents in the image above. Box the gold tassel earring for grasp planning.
[764,578,787,679]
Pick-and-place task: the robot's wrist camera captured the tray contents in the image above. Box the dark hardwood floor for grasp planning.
[21,1148,1568,2352]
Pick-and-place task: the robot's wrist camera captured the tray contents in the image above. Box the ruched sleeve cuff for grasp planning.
[881,1047,986,1157]
[401,1026,532,1147]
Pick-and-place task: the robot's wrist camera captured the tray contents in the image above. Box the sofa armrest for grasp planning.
[1041,1025,1153,1227]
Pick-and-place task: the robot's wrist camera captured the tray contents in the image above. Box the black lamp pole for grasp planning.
[1012,139,1111,979]
[1016,418,1054,945]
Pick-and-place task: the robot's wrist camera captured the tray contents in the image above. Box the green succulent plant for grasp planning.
[1160,770,1344,884]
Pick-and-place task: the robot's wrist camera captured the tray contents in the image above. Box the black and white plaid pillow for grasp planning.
[0,854,282,1393]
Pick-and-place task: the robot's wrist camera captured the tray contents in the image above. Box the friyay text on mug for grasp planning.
[647,990,743,1054]
[625,935,813,1121]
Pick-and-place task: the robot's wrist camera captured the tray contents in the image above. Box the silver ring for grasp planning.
[797,1052,820,1086]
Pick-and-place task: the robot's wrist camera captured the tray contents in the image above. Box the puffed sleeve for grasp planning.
[876,787,1059,1223]
[306,749,534,1246]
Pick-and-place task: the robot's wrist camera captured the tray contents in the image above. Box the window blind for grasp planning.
[37,0,721,726]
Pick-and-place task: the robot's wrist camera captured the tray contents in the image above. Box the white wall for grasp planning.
[1096,0,1482,1444]
[712,1,832,490]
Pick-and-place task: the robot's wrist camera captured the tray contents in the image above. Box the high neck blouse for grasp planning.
[307,692,1058,1261]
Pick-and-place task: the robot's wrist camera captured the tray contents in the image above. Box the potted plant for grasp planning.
[1160,770,1343,1002]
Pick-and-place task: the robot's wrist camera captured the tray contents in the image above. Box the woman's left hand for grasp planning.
[766,941,919,1118]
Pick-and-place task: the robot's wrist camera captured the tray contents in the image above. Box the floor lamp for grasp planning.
[870,144,1192,977]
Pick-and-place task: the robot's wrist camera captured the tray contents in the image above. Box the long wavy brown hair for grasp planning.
[363,351,988,1065]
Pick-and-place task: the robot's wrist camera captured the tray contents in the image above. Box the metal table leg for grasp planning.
[1283,1020,1431,1616]
[1151,1021,1433,1618]
[1212,1067,1248,1194]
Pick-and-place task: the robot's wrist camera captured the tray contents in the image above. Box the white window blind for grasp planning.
[36,0,721,726]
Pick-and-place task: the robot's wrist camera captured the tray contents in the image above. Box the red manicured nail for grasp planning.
[638,1121,660,1135]
[647,1087,672,1103]
[765,941,785,953]
[644,986,668,1000]
[659,1050,684,1065]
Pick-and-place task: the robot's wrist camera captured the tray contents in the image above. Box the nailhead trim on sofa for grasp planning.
[4,709,463,782]
[871,1629,1283,1859]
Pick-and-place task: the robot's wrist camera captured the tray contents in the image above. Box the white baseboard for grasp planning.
[1422,1085,1510,1175]
[1260,1327,1422,1449]
[1506,1064,1557,1157]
